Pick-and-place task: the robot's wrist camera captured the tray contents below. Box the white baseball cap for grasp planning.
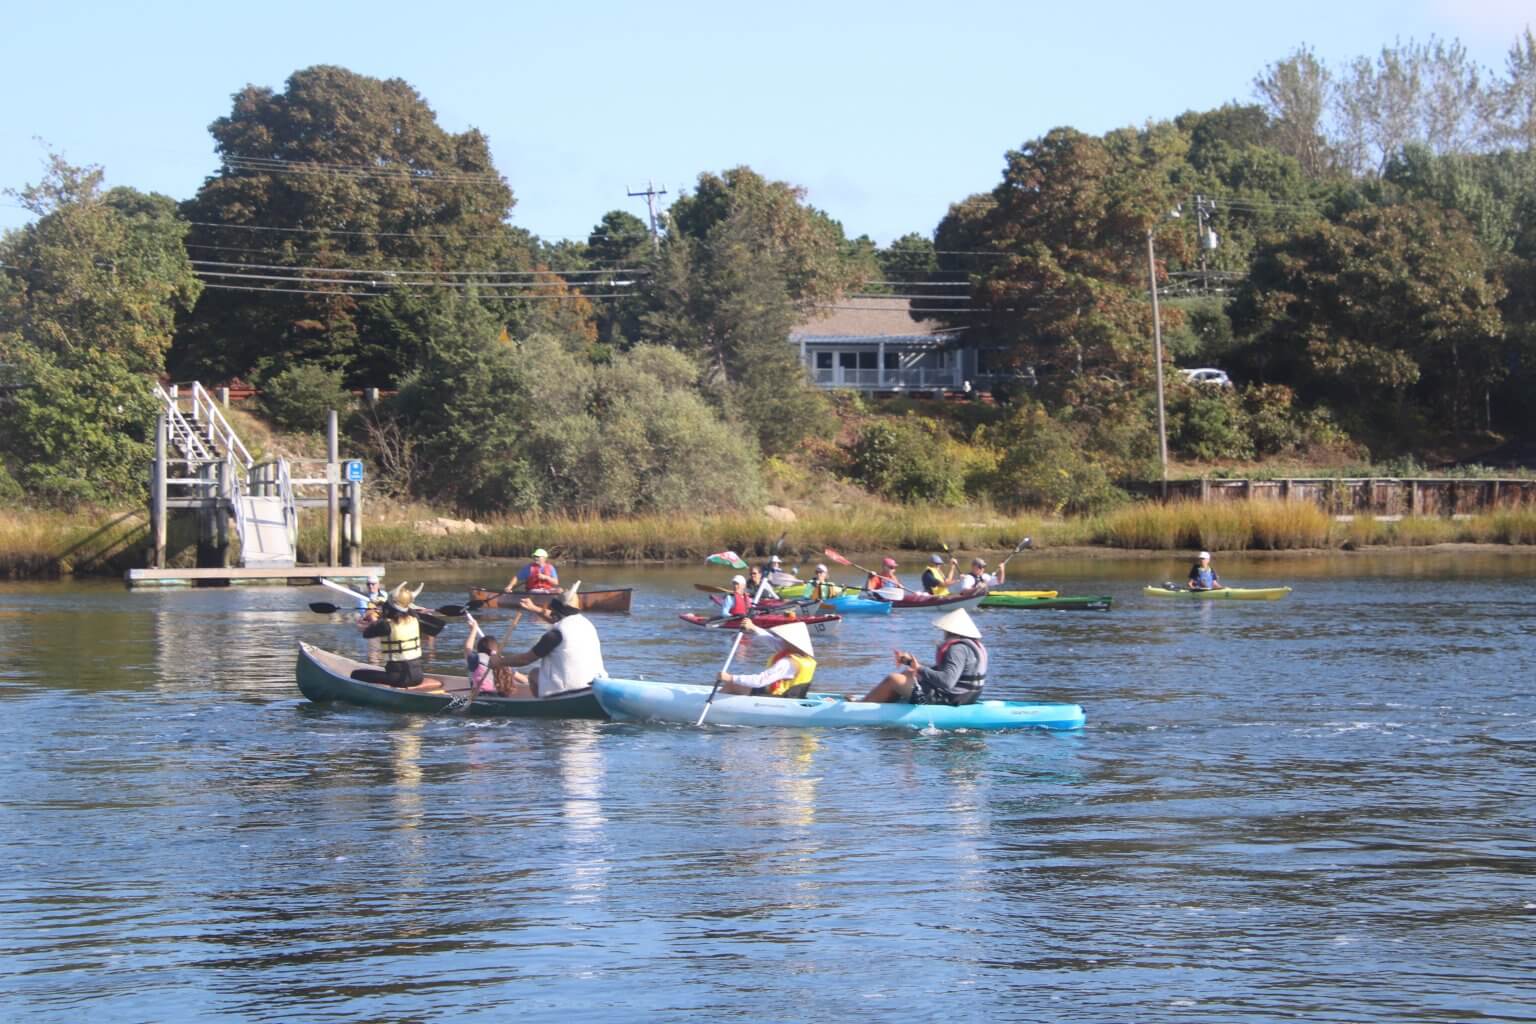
[815,563,828,573]
[731,574,746,585]
[1198,551,1211,560]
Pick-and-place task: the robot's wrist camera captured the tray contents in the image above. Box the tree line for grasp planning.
[2,34,1534,514]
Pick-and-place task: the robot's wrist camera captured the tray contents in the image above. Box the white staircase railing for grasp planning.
[185,381,253,472]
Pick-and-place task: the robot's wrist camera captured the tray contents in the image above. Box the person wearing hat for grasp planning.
[848,607,988,706]
[508,548,560,593]
[958,557,1003,592]
[720,574,754,618]
[351,582,444,691]
[865,556,903,598]
[498,583,609,698]
[920,553,959,595]
[764,554,800,590]
[1187,551,1224,591]
[716,620,817,698]
[356,574,387,624]
[804,563,841,602]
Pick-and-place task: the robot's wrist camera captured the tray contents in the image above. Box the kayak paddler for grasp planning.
[716,620,817,698]
[958,557,1003,591]
[745,564,779,602]
[920,552,958,595]
[1188,551,1224,591]
[764,554,800,590]
[865,557,902,597]
[351,582,444,691]
[804,563,840,602]
[848,608,988,706]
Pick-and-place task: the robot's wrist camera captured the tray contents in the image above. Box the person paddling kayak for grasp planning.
[921,553,958,595]
[848,608,988,706]
[715,620,817,698]
[1188,551,1224,591]
[865,557,902,598]
[958,557,1003,591]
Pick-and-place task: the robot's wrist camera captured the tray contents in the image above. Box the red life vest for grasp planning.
[727,591,751,616]
[526,562,558,591]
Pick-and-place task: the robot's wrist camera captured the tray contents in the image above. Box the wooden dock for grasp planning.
[125,566,385,589]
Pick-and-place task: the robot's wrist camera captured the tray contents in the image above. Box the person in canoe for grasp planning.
[1188,551,1224,591]
[765,554,800,590]
[497,586,608,698]
[351,583,444,691]
[921,553,958,595]
[865,556,903,597]
[507,547,560,593]
[463,617,523,696]
[715,620,817,698]
[848,608,988,706]
[958,557,1003,592]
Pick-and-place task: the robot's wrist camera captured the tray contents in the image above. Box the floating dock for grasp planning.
[125,567,385,589]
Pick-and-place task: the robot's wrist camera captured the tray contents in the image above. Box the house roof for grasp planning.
[792,296,960,342]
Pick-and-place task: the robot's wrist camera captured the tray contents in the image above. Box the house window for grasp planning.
[858,352,877,369]
[884,352,899,369]
[839,352,858,369]
[815,352,833,369]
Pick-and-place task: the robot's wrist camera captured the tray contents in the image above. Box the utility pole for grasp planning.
[1193,194,1218,294]
[627,181,668,252]
[1147,230,1169,495]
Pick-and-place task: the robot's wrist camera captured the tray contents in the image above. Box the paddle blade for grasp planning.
[1019,536,1033,550]
[435,604,467,617]
[466,598,489,611]
[823,548,853,567]
[706,550,749,569]
[308,602,344,614]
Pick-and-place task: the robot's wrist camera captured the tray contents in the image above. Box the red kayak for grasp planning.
[679,612,842,632]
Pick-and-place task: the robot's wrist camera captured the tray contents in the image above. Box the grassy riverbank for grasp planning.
[5,500,1534,578]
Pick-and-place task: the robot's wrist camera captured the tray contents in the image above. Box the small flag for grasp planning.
[706,551,748,569]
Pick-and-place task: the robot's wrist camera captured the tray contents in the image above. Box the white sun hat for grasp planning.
[932,607,981,639]
[731,574,746,586]
[768,621,815,658]
[1198,551,1211,559]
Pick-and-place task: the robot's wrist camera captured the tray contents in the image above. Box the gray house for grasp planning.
[790,297,996,395]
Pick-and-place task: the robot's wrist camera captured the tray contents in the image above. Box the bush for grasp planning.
[1168,384,1254,461]
[983,406,1125,515]
[261,363,354,433]
[850,419,962,505]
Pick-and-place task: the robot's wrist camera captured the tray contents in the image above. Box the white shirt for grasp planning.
[539,614,607,696]
[960,571,998,591]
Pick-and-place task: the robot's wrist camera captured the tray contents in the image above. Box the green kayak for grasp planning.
[979,593,1112,611]
[1142,585,1293,601]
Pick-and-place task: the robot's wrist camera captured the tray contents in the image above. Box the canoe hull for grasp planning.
[295,642,606,719]
[594,678,1085,732]
[470,586,632,613]
[1142,586,1293,601]
[679,612,842,633]
[980,594,1113,611]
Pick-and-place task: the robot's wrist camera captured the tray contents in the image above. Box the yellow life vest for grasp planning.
[382,616,422,661]
[763,650,816,698]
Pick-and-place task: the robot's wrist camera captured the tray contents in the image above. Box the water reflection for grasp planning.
[1,558,1534,1022]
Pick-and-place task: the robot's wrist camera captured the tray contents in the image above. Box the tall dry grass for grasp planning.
[0,509,152,577]
[1100,499,1332,550]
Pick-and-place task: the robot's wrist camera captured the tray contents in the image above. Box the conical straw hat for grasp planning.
[768,621,815,657]
[932,607,981,639]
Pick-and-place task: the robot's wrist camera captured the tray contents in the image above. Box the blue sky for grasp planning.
[2,0,1530,246]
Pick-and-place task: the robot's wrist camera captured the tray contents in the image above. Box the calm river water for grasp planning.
[2,551,1533,1023]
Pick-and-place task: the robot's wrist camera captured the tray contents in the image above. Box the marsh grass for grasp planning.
[0,509,161,577]
[1102,499,1334,550]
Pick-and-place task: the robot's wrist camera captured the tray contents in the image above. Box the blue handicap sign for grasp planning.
[344,460,364,483]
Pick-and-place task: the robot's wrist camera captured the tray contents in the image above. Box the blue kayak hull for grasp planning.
[592,678,1085,732]
[813,593,892,615]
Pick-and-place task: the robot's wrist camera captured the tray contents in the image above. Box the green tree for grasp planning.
[0,157,200,506]
[586,210,654,347]
[173,65,529,386]
[642,167,857,455]
[1230,200,1506,439]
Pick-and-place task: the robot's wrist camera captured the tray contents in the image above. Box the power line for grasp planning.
[189,258,647,279]
[222,156,507,187]
[189,220,509,240]
[201,281,632,299]
[192,268,635,291]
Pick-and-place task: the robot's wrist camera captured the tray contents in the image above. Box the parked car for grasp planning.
[1178,367,1232,387]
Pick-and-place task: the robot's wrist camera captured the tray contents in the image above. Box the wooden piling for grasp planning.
[327,411,340,567]
[152,414,167,569]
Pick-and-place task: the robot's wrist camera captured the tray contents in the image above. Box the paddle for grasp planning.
[320,577,446,631]
[693,583,732,595]
[823,547,910,596]
[697,535,784,726]
[999,536,1034,569]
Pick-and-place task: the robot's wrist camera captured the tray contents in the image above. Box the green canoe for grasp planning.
[1142,585,1293,601]
[979,593,1112,611]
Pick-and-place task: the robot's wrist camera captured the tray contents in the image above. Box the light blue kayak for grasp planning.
[592,678,1085,732]
[813,593,892,615]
